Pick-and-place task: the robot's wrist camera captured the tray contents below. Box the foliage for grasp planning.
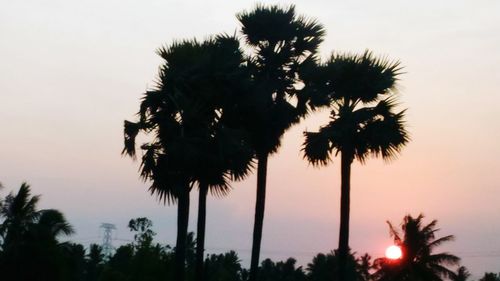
[451,266,471,281]
[204,251,244,281]
[479,273,500,281]
[0,183,74,281]
[0,192,484,281]
[233,4,325,156]
[302,50,409,166]
[373,214,460,281]
[307,251,372,281]
[258,257,307,281]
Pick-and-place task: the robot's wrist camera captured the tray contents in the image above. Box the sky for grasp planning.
[1,0,499,278]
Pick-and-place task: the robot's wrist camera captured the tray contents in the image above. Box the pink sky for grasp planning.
[1,0,499,277]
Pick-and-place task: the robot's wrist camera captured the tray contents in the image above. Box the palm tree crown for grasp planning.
[374,214,460,281]
[123,35,252,202]
[303,50,409,165]
[122,35,254,281]
[235,4,326,155]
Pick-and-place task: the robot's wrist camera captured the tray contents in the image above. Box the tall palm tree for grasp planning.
[302,51,409,280]
[193,126,253,281]
[123,35,252,281]
[187,35,254,281]
[235,5,325,280]
[373,214,460,281]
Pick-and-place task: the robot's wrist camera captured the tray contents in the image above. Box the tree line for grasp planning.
[122,4,408,281]
[2,182,497,281]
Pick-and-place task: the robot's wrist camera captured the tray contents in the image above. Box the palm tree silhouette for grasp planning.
[451,266,471,281]
[235,5,325,280]
[190,36,254,281]
[0,183,74,281]
[302,51,409,280]
[123,39,210,281]
[0,183,41,246]
[123,36,253,281]
[373,214,460,281]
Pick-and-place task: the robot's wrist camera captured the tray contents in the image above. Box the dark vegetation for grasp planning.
[0,183,490,281]
[0,3,493,281]
[120,4,409,281]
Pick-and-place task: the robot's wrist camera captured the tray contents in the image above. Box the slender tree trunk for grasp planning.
[338,151,352,281]
[249,152,268,281]
[175,187,190,281]
[195,183,208,281]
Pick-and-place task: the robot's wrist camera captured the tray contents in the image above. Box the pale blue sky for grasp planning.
[1,0,499,277]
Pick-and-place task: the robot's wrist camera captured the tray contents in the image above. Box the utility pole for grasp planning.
[100,223,116,257]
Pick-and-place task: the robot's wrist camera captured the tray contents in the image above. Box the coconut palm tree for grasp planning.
[302,50,409,280]
[451,266,471,281]
[373,214,460,281]
[0,182,41,247]
[0,183,74,281]
[123,35,253,281]
[235,5,325,280]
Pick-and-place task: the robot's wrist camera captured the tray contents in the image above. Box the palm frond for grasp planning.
[122,120,141,158]
[386,220,402,244]
[237,4,296,46]
[361,108,409,161]
[427,253,460,266]
[302,131,331,166]
[37,209,75,237]
[321,50,403,104]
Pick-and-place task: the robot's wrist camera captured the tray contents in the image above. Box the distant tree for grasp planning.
[302,51,409,280]
[479,273,500,281]
[373,214,459,281]
[258,257,307,281]
[102,244,134,280]
[128,217,156,248]
[307,250,372,281]
[451,266,471,281]
[85,244,104,281]
[60,243,86,281]
[234,5,325,281]
[204,251,244,281]
[101,219,173,281]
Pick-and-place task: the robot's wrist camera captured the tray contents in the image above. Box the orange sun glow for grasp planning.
[385,245,402,260]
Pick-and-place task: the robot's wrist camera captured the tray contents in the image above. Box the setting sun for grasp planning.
[385,245,403,260]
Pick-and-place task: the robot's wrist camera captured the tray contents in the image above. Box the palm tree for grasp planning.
[86,244,104,281]
[235,5,325,280]
[0,182,40,248]
[187,35,254,281]
[194,126,253,281]
[123,35,252,281]
[0,183,74,281]
[373,214,460,281]
[307,250,371,281]
[302,50,409,280]
[451,266,471,281]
